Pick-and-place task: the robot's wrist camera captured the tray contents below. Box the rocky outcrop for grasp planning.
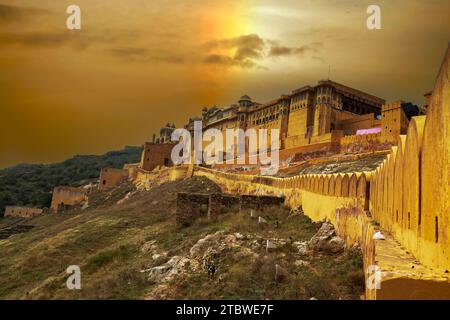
[308,222,345,254]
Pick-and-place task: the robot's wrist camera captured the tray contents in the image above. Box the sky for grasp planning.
[0,0,449,168]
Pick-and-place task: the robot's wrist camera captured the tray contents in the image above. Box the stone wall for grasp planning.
[50,186,87,213]
[133,165,189,191]
[4,206,44,218]
[239,194,285,211]
[140,142,174,171]
[98,167,129,191]
[176,192,210,227]
[192,42,450,297]
[176,192,282,226]
[207,193,240,219]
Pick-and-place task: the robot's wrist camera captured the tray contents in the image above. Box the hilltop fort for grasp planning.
[3,43,449,300]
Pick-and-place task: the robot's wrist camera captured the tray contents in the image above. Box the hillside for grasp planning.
[0,146,142,215]
[0,176,364,300]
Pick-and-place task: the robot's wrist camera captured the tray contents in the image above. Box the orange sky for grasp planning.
[0,0,449,168]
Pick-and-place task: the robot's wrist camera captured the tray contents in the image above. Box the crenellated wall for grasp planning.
[370,43,450,271]
[133,165,190,191]
[189,44,450,298]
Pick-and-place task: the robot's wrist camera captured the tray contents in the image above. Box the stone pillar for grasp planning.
[176,192,210,227]
[208,193,221,220]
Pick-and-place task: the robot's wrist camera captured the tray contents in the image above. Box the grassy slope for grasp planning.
[0,177,363,300]
[0,146,142,214]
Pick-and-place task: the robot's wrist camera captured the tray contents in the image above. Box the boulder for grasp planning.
[327,236,345,253]
[293,241,310,256]
[308,222,345,253]
[294,259,310,267]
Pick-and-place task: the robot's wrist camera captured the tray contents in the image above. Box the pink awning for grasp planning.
[356,127,381,135]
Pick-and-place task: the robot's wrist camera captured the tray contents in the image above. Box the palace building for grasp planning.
[146,79,420,167]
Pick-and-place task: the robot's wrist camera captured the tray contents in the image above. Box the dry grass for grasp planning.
[0,177,363,300]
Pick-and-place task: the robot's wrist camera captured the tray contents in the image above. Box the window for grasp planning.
[435,216,439,243]
[408,212,411,229]
[102,180,106,185]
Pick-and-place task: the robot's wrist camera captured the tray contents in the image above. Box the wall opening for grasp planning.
[102,180,106,185]
[364,182,370,211]
[435,216,439,243]
[418,154,422,227]
[396,210,399,222]
[164,158,169,166]
[408,212,411,229]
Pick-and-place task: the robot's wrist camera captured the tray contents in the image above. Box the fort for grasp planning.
[122,43,448,299]
[7,43,448,299]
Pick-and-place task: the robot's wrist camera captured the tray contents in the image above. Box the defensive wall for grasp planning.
[133,165,191,191]
[188,43,450,300]
[98,167,129,191]
[4,206,44,218]
[50,186,87,213]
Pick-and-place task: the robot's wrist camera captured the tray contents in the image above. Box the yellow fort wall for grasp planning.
[190,44,450,293]
[131,44,450,298]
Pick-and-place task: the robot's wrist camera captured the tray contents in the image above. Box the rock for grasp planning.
[373,231,386,240]
[234,233,246,240]
[152,252,168,260]
[189,231,225,258]
[294,259,310,267]
[149,265,170,276]
[117,192,132,205]
[141,240,157,254]
[327,236,345,253]
[81,201,89,210]
[293,241,310,256]
[308,222,345,253]
[250,240,261,250]
[275,264,289,282]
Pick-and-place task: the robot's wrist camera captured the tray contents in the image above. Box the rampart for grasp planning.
[133,165,190,191]
[188,43,450,300]
[98,167,129,191]
[4,206,44,218]
[50,186,87,213]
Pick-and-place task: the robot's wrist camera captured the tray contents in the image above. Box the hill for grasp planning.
[0,146,142,215]
[0,176,364,299]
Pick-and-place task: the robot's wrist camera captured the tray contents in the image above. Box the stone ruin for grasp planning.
[176,192,284,227]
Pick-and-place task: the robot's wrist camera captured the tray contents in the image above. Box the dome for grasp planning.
[239,94,252,102]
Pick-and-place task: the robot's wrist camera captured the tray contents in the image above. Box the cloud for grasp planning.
[203,34,323,68]
[203,34,265,68]
[268,41,322,57]
[0,32,72,47]
[0,29,132,50]
[0,4,48,24]
[106,47,185,64]
[104,34,322,68]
